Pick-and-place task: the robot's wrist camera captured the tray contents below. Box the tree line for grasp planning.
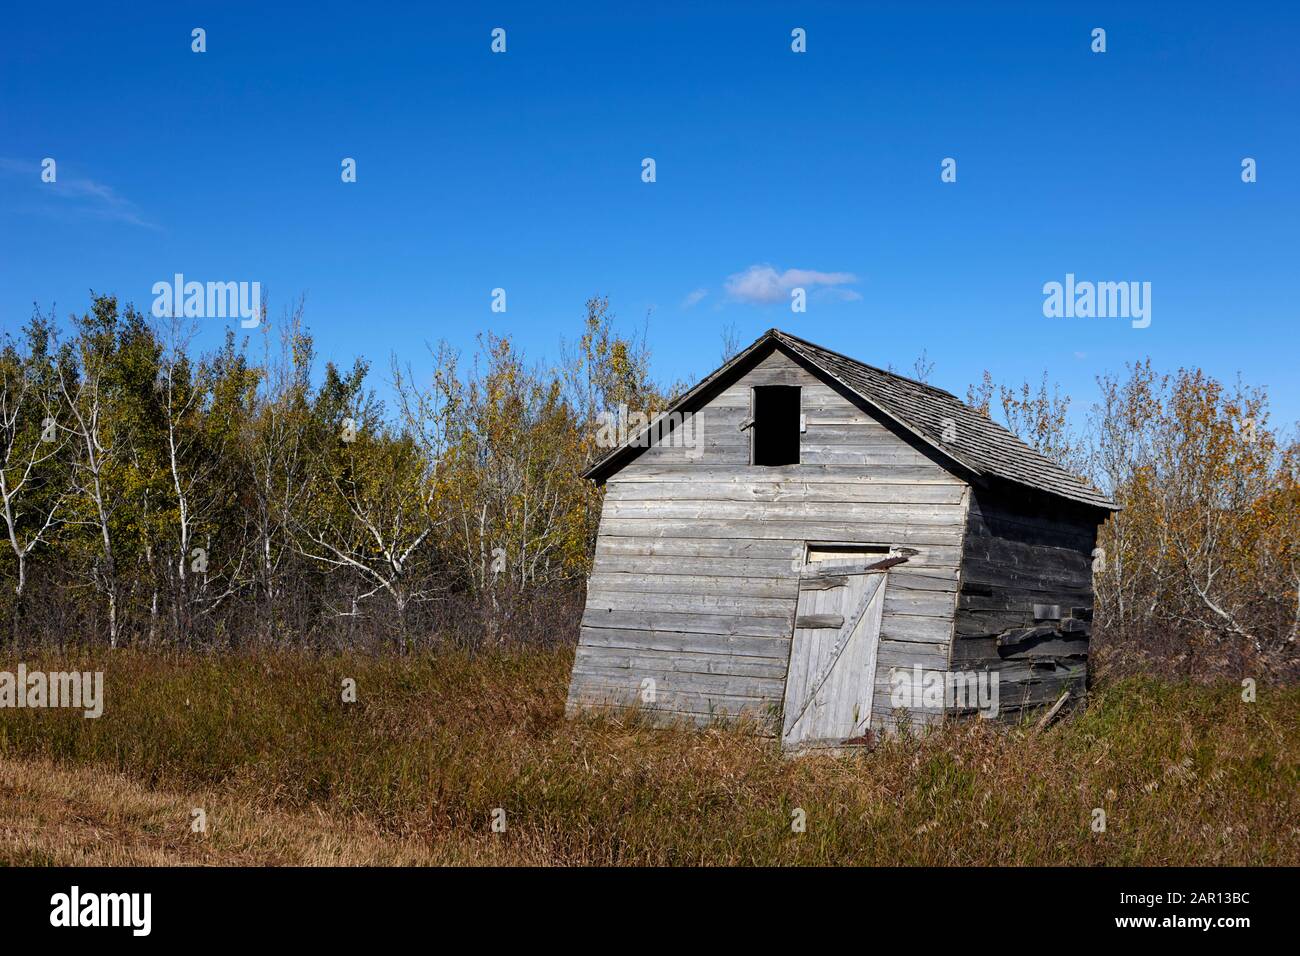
[966,363,1297,681]
[2,294,1295,679]
[0,294,660,651]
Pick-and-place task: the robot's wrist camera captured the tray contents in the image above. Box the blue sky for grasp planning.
[2,2,1297,429]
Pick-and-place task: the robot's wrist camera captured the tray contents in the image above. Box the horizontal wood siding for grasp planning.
[567,349,968,734]
[948,485,1102,717]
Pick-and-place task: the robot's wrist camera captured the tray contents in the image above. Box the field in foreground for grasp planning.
[0,648,1295,865]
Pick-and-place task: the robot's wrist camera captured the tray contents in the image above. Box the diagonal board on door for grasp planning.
[781,566,888,750]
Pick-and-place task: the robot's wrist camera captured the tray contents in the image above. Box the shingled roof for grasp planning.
[586,328,1118,512]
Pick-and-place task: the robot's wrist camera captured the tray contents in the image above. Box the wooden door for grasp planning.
[781,561,888,749]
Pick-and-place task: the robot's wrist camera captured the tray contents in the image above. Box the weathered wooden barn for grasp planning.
[566,329,1117,750]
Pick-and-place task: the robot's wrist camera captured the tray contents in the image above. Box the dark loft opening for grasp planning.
[752,385,801,466]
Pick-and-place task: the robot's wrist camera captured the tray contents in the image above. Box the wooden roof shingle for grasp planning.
[586,328,1118,512]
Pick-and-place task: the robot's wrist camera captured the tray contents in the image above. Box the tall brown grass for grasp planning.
[0,648,1295,865]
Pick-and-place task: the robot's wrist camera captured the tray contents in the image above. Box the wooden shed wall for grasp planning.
[949,486,1100,714]
[567,348,970,733]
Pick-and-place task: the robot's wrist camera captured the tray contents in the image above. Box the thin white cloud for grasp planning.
[681,288,708,308]
[0,157,159,229]
[724,264,858,304]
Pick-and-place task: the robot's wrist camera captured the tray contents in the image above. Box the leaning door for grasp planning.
[781,563,888,749]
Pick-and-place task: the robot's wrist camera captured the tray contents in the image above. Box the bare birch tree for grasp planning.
[0,318,69,636]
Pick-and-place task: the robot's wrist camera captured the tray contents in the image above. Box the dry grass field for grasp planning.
[0,648,1295,866]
